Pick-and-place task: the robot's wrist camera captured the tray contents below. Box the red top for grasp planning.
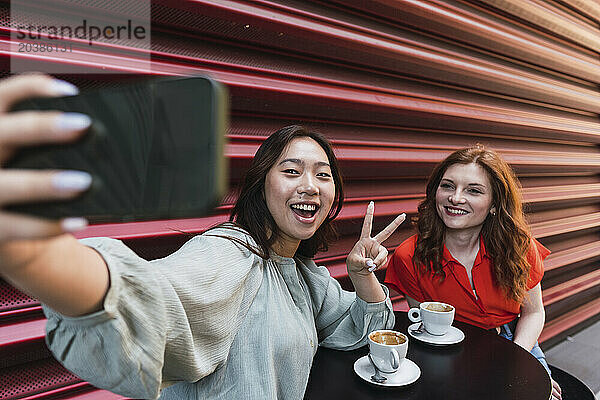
[384,234,549,330]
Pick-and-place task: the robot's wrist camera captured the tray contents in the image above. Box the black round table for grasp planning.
[304,311,551,400]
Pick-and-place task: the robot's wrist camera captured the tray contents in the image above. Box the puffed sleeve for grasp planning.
[42,227,264,399]
[298,259,394,351]
[526,237,550,289]
[384,236,426,302]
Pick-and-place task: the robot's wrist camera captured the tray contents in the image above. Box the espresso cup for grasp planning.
[408,301,455,336]
[368,330,408,373]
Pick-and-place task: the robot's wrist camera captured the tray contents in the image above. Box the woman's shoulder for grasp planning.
[393,234,419,257]
[165,223,263,264]
[200,223,258,245]
[202,223,254,241]
[527,237,551,260]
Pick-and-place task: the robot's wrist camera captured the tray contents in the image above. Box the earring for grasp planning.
[490,209,497,216]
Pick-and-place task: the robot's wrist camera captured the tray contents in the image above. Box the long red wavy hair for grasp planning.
[413,145,534,302]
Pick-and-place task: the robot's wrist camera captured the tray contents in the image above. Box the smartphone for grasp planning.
[6,76,228,223]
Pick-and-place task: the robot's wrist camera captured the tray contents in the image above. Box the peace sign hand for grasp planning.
[346,201,406,276]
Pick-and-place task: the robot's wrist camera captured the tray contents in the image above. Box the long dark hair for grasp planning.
[211,125,344,259]
[413,145,532,302]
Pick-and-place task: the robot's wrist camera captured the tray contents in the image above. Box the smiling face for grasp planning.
[435,163,495,234]
[264,137,336,256]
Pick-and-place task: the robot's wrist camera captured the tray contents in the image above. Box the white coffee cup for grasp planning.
[368,330,408,373]
[408,301,455,336]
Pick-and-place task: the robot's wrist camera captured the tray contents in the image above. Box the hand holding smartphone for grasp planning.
[6,76,228,223]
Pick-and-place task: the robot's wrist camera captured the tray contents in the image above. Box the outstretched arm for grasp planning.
[514,283,562,399]
[513,283,544,351]
[0,74,109,317]
[1,235,109,316]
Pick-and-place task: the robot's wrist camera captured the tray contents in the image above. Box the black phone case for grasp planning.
[6,76,228,223]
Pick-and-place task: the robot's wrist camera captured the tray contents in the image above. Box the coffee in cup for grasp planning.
[408,301,455,336]
[369,331,406,345]
[424,303,453,312]
[368,330,408,373]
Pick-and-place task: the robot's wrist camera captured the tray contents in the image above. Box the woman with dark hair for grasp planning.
[384,145,561,400]
[0,75,405,399]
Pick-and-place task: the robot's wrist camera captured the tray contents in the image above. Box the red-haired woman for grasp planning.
[384,145,562,400]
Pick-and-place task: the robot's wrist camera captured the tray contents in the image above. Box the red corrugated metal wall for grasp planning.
[1,0,599,398]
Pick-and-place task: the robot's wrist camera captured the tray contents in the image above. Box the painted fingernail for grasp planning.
[368,265,377,272]
[52,171,92,191]
[61,217,88,232]
[55,113,91,132]
[366,259,375,267]
[50,79,79,96]
[369,201,374,207]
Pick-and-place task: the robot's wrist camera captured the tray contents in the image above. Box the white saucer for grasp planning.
[353,355,421,387]
[407,323,465,345]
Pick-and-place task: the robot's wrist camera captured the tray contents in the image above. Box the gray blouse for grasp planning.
[42,226,394,399]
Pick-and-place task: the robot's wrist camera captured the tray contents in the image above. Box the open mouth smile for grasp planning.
[444,206,469,216]
[290,203,320,221]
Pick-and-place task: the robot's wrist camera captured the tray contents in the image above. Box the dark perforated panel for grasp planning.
[0,358,81,399]
[0,281,38,313]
